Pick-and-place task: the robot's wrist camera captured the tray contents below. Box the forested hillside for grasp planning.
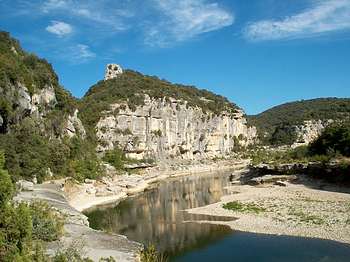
[0,31,100,183]
[248,98,350,145]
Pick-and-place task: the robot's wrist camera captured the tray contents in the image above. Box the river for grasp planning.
[85,171,350,261]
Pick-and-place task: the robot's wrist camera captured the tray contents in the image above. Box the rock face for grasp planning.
[96,95,257,160]
[292,119,333,147]
[0,81,57,131]
[63,109,86,138]
[0,79,86,139]
[105,64,123,80]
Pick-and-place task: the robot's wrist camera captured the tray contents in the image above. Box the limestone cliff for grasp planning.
[0,31,85,138]
[292,119,334,147]
[85,66,257,160]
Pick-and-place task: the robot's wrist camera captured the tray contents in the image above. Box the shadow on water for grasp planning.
[85,170,350,261]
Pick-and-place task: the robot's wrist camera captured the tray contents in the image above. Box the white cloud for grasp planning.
[62,44,96,63]
[42,0,69,13]
[74,44,96,59]
[8,0,234,48]
[244,0,350,41]
[145,0,234,47]
[40,0,131,31]
[46,20,72,37]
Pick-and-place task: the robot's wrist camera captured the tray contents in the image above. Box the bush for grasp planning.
[0,152,14,206]
[270,124,297,146]
[223,201,266,214]
[0,152,65,261]
[309,122,350,157]
[53,241,93,262]
[140,245,167,262]
[30,201,64,242]
[102,148,126,170]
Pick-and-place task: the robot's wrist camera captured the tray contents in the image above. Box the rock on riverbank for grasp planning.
[14,182,141,261]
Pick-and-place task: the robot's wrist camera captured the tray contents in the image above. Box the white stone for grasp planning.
[86,187,96,195]
[16,180,34,191]
[63,109,86,138]
[105,64,123,80]
[11,46,17,55]
[292,119,334,148]
[96,95,257,161]
[85,179,96,184]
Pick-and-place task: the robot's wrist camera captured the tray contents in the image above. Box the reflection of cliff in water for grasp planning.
[86,172,234,254]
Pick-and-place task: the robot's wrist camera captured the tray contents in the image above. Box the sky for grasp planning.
[1,0,350,115]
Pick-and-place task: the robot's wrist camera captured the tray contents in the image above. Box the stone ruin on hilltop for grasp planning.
[104,64,123,80]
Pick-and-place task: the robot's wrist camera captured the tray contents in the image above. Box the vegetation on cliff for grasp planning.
[248,98,350,144]
[80,70,240,130]
[0,32,58,95]
[0,152,63,261]
[309,121,350,157]
[0,31,100,183]
[247,121,350,183]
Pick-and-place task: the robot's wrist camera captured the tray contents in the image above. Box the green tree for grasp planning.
[309,122,350,157]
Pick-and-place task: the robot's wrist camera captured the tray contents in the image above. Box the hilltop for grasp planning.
[248,98,350,145]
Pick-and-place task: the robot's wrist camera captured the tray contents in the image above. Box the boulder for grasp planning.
[274,180,287,187]
[86,187,96,195]
[84,179,96,184]
[95,188,115,197]
[248,175,297,185]
[16,180,34,191]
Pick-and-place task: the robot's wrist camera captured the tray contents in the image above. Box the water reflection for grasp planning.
[86,172,234,255]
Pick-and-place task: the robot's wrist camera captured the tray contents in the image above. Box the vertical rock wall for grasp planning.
[96,95,256,160]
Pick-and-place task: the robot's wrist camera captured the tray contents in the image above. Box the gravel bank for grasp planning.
[187,177,350,244]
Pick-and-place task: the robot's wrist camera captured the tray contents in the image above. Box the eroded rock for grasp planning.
[105,64,123,80]
[248,175,297,185]
[96,95,257,161]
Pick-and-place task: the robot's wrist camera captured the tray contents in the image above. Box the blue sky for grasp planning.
[1,0,350,114]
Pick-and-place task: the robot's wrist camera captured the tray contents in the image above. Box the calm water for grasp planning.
[85,171,350,261]
[173,231,350,262]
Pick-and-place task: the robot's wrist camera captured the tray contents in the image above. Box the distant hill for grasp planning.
[248,98,350,144]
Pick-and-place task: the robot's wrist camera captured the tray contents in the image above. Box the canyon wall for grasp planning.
[96,95,256,160]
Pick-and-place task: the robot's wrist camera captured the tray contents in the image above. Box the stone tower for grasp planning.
[104,64,123,80]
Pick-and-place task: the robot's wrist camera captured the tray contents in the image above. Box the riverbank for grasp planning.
[187,174,350,244]
[15,158,249,262]
[65,159,249,212]
[14,182,142,261]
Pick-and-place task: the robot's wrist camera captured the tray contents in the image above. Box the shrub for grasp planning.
[102,148,125,170]
[309,122,350,157]
[30,201,64,242]
[53,241,93,262]
[223,201,265,214]
[269,124,297,146]
[0,151,14,206]
[151,129,162,137]
[140,245,167,262]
